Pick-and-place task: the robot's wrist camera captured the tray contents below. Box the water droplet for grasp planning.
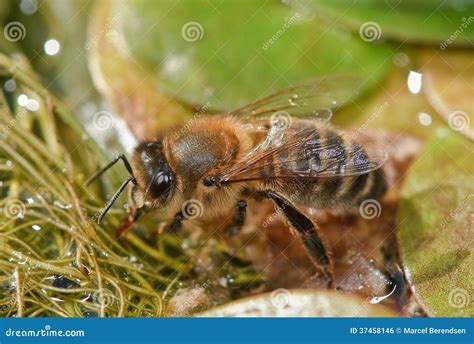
[369,284,397,304]
[53,201,72,209]
[44,39,61,56]
[4,79,16,92]
[26,99,39,111]
[393,52,410,67]
[218,277,228,288]
[20,0,38,15]
[418,112,432,126]
[80,293,91,302]
[17,94,28,107]
[407,71,423,94]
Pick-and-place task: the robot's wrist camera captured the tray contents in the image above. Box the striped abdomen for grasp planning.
[264,122,387,210]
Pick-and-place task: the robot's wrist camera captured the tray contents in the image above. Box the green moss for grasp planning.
[0,54,262,317]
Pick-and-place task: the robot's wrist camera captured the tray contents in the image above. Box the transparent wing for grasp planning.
[217,128,387,184]
[226,74,364,122]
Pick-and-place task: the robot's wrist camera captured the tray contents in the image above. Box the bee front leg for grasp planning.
[164,211,185,233]
[224,200,247,237]
[265,190,334,288]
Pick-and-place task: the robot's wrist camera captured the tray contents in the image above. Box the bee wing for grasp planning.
[217,128,387,184]
[226,74,364,122]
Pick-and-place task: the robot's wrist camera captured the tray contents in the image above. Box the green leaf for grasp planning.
[93,0,392,114]
[398,128,473,317]
[313,0,474,47]
[197,289,395,317]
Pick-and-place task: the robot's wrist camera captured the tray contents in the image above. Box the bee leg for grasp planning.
[164,211,185,234]
[225,200,247,237]
[265,190,334,288]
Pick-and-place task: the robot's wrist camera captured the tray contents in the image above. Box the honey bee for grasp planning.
[86,75,387,288]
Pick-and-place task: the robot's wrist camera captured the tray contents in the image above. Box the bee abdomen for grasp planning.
[356,168,387,203]
[335,143,387,207]
[320,131,346,197]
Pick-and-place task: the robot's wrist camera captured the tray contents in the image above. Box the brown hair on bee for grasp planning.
[87,75,389,288]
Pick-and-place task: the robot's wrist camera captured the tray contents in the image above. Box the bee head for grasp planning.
[132,141,176,207]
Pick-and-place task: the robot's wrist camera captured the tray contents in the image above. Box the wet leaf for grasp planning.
[398,128,474,317]
[422,50,474,140]
[197,289,396,317]
[88,0,192,140]
[334,60,441,140]
[313,0,474,47]
[89,0,392,123]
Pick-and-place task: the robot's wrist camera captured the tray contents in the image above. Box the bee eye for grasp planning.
[136,141,175,200]
[147,164,174,199]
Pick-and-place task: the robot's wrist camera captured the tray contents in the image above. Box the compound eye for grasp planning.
[149,171,173,198]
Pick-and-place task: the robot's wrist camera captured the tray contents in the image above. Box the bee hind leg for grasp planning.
[265,190,334,288]
[224,200,247,237]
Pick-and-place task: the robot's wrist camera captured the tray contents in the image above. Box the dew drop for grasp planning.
[4,79,16,92]
[26,99,40,111]
[218,277,228,288]
[369,284,397,304]
[17,94,28,107]
[407,71,423,94]
[418,112,432,126]
[44,39,61,56]
[53,201,73,209]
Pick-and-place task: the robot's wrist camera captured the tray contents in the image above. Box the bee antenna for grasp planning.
[86,154,137,186]
[97,175,135,224]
